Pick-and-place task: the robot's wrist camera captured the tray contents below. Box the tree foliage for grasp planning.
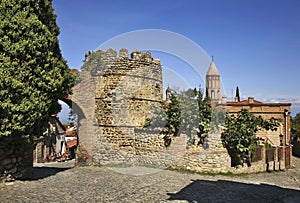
[210,107,227,133]
[145,93,181,135]
[144,93,181,146]
[235,86,240,102]
[221,109,280,167]
[145,87,212,146]
[291,112,300,140]
[0,0,75,140]
[178,88,211,145]
[164,94,182,135]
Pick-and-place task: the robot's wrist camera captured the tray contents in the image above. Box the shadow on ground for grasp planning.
[167,179,300,202]
[28,159,76,180]
[30,166,73,180]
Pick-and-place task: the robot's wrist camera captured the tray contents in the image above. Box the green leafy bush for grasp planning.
[221,109,280,167]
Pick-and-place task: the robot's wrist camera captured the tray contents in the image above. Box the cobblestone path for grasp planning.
[1,157,300,202]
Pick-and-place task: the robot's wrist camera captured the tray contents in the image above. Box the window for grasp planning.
[211,90,215,100]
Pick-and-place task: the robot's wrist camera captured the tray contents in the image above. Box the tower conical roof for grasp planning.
[166,86,171,93]
[206,58,220,76]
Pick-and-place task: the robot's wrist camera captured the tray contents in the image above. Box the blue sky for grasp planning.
[53,0,300,120]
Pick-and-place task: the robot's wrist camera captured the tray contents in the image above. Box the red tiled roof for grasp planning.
[70,68,79,75]
[66,139,77,149]
[227,99,263,105]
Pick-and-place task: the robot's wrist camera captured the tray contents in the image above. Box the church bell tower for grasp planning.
[206,57,220,103]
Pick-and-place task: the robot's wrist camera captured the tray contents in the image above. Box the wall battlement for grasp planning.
[83,48,161,73]
[73,48,231,173]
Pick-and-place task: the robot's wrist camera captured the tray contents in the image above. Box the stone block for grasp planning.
[2,158,12,166]
[4,163,13,170]
[10,167,18,174]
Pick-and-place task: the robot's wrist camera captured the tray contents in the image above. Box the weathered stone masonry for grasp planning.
[95,49,163,150]
[0,136,33,181]
[73,48,231,173]
[73,49,166,164]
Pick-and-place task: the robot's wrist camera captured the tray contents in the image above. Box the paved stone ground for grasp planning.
[1,157,300,203]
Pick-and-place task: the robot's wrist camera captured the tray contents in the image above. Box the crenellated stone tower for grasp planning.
[73,48,166,165]
[94,49,163,148]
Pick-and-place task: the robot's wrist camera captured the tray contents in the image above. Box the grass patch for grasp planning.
[165,167,253,177]
[104,162,165,169]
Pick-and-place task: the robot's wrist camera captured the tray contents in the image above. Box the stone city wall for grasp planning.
[74,48,272,174]
[174,133,231,173]
[0,136,33,181]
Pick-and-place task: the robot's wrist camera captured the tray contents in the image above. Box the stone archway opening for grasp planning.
[29,97,85,180]
[32,96,85,166]
[57,99,78,161]
[58,97,85,162]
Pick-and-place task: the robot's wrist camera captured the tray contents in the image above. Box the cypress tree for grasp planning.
[0,0,75,140]
[235,86,240,102]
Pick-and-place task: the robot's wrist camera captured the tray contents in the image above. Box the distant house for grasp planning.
[226,97,291,147]
[65,126,78,159]
[33,115,78,163]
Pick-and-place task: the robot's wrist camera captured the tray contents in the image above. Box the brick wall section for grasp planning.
[226,100,292,169]
[226,100,291,146]
[0,136,33,181]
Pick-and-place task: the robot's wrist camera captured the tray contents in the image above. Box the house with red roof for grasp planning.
[33,115,78,163]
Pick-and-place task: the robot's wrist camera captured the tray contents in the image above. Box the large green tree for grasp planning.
[0,0,75,140]
[291,113,300,140]
[221,109,280,167]
[178,88,211,145]
[145,87,212,147]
